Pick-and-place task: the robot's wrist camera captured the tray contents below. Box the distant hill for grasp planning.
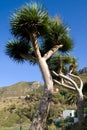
[0,81,43,99]
[79,67,87,74]
[0,81,43,128]
[0,76,87,129]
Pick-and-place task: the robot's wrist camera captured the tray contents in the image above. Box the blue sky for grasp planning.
[0,0,87,87]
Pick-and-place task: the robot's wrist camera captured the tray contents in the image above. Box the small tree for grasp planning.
[50,54,84,126]
[6,2,73,130]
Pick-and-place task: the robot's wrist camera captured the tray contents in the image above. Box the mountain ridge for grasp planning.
[79,67,87,74]
[0,77,87,128]
[0,81,43,99]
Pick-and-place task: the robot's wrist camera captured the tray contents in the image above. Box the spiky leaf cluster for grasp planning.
[6,2,74,64]
[41,21,74,54]
[10,2,50,39]
[48,54,77,74]
[6,2,50,63]
[6,40,36,64]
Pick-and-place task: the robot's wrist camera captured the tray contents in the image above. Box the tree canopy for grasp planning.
[6,2,73,64]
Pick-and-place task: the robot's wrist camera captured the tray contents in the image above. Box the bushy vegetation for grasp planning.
[0,76,87,129]
[0,84,76,128]
[0,127,28,130]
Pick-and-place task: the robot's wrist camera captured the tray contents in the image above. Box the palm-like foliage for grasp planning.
[6,2,73,64]
[5,2,76,129]
[6,40,30,62]
[10,2,50,39]
[47,53,77,74]
[6,2,50,63]
[41,21,74,54]
[65,92,77,105]
[6,39,37,64]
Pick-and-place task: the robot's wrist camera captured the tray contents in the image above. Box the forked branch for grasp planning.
[43,44,63,61]
[68,73,83,90]
[52,70,79,91]
[53,79,76,91]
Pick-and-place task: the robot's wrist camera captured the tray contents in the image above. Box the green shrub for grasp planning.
[65,117,74,123]
[84,107,87,114]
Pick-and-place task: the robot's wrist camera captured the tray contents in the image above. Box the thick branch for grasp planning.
[52,70,59,77]
[52,71,73,86]
[53,79,76,91]
[64,79,75,87]
[68,73,83,90]
[30,33,42,59]
[43,44,63,61]
[52,70,79,91]
[59,73,79,91]
[20,54,37,62]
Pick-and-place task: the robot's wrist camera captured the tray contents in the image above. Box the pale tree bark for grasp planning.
[29,89,52,130]
[30,33,53,91]
[77,90,84,126]
[43,44,63,60]
[52,70,84,127]
[20,33,64,130]
[28,33,58,130]
[69,73,84,126]
[29,57,53,130]
[20,33,54,130]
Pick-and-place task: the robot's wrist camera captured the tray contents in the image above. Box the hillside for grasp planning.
[0,74,87,129]
[0,81,42,99]
[79,67,87,74]
[0,81,43,128]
